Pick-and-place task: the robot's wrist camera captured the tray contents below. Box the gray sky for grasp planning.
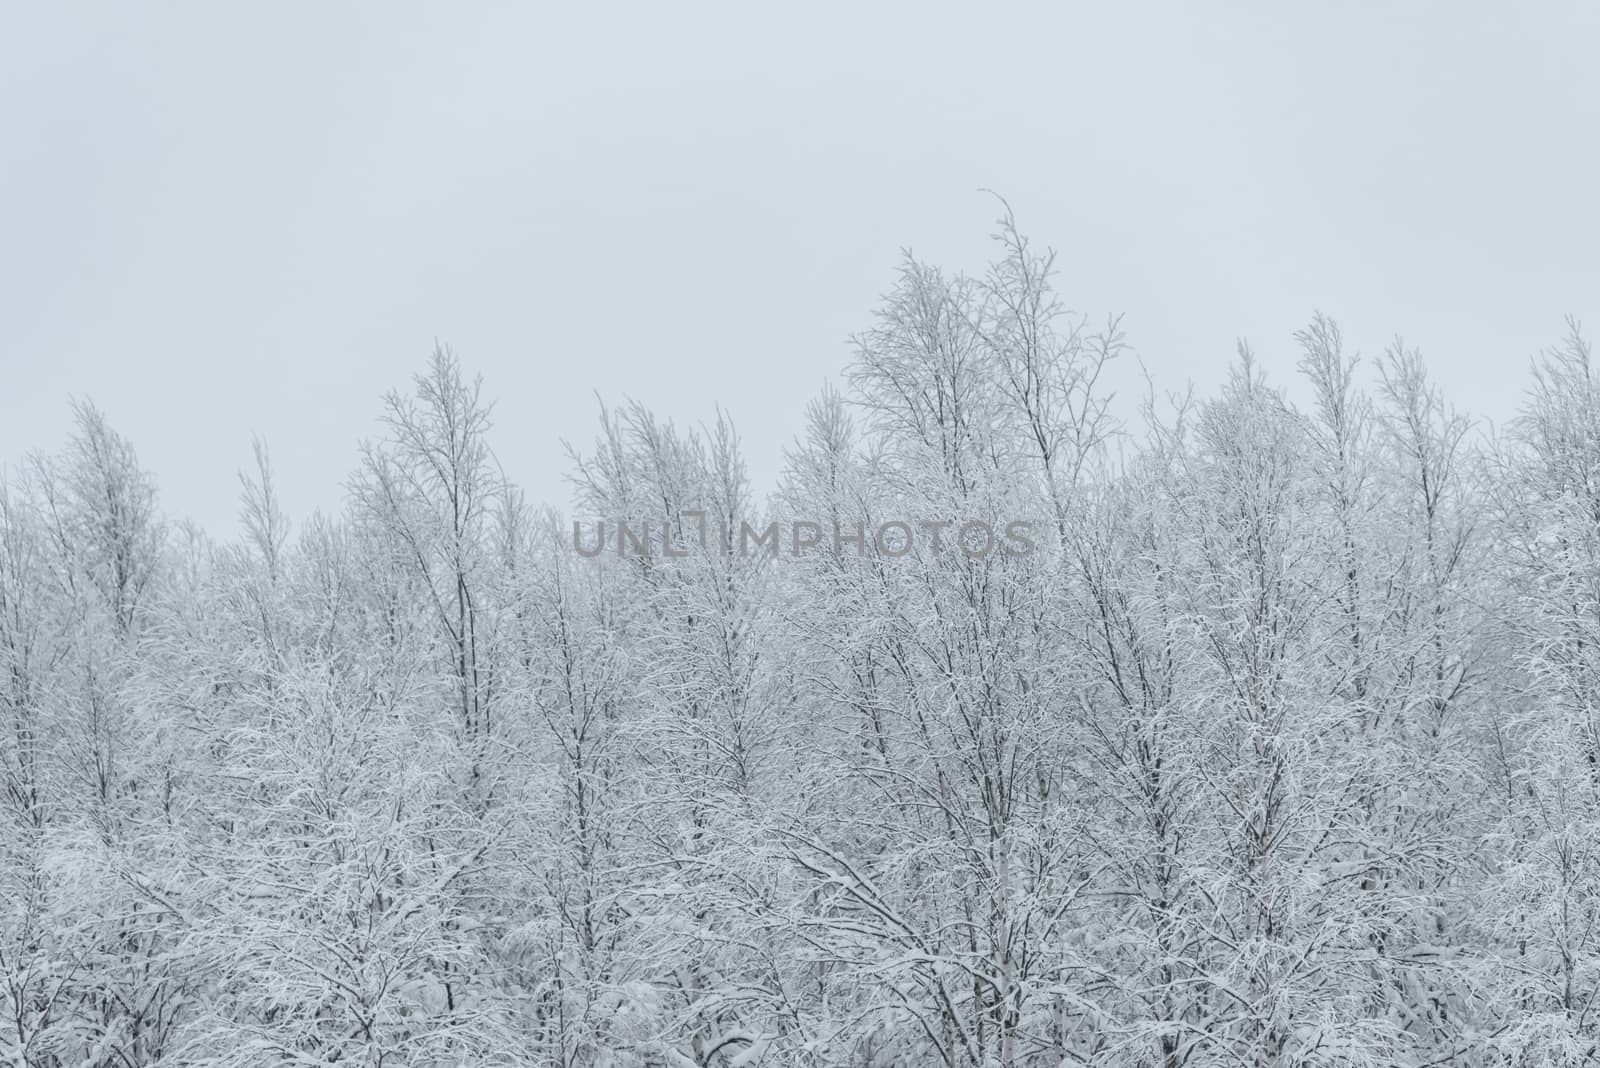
[4,3,1597,535]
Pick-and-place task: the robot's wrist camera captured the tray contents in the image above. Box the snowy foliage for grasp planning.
[2,216,1596,1065]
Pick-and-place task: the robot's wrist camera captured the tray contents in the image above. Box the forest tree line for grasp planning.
[3,213,1600,1066]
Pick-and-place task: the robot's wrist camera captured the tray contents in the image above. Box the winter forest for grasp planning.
[4,214,1600,1068]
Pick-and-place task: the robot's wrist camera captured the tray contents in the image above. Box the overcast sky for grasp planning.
[4,3,1597,535]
